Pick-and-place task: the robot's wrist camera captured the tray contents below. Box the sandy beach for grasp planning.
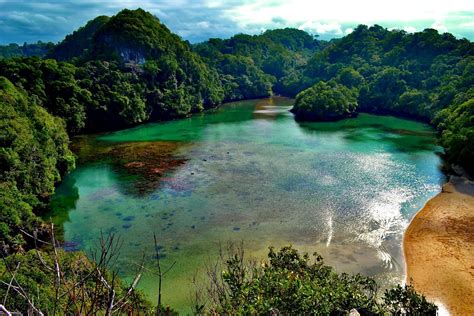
[404,176,474,315]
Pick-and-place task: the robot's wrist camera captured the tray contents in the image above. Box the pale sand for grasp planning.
[404,176,474,315]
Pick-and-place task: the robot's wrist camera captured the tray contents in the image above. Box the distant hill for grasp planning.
[0,41,54,58]
[194,28,326,95]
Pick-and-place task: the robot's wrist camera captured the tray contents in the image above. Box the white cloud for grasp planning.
[197,21,210,29]
[460,21,474,27]
[298,21,343,35]
[225,0,474,25]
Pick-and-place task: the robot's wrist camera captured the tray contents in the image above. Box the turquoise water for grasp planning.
[49,97,444,312]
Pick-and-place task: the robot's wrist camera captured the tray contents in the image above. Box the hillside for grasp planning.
[1,9,225,132]
[194,28,325,98]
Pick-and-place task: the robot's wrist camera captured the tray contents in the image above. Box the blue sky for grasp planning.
[0,0,473,45]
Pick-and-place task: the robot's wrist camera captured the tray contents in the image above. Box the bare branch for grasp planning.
[162,261,177,277]
[19,229,50,245]
[0,281,44,316]
[2,262,20,306]
[0,304,12,316]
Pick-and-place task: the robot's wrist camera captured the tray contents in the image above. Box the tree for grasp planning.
[292,80,358,121]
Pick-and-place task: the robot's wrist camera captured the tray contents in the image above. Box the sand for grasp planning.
[404,176,474,315]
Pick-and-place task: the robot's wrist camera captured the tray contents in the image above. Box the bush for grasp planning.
[201,245,437,315]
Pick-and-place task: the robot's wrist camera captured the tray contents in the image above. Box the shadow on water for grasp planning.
[295,113,441,153]
[96,97,293,144]
[42,176,79,239]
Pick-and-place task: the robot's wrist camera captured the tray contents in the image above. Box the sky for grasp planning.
[0,0,473,45]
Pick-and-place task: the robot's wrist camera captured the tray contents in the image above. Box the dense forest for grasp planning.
[0,7,472,314]
[0,41,53,59]
[195,24,473,174]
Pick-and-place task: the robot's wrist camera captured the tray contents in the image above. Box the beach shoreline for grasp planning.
[403,176,474,315]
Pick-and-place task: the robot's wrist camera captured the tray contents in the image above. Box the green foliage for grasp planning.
[383,284,438,315]
[0,41,54,59]
[360,67,408,112]
[337,67,364,88]
[261,28,320,51]
[435,98,474,174]
[194,45,274,101]
[75,60,148,131]
[0,183,40,254]
[293,80,358,120]
[92,9,184,62]
[217,54,274,100]
[205,246,436,315]
[0,77,74,253]
[194,28,324,98]
[0,57,91,134]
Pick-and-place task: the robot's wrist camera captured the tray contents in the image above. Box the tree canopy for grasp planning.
[0,76,74,253]
[292,80,358,120]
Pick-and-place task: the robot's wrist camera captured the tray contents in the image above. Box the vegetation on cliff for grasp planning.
[0,77,74,253]
[194,28,324,98]
[435,97,474,174]
[1,9,225,134]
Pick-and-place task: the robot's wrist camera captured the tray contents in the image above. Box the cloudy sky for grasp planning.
[0,0,473,45]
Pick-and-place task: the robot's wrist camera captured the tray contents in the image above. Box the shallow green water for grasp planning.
[49,97,444,312]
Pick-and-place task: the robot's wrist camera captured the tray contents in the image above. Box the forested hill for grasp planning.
[0,41,54,58]
[195,25,473,174]
[193,29,325,98]
[1,9,226,133]
[0,9,472,171]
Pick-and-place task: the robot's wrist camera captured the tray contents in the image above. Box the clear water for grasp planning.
[48,97,444,312]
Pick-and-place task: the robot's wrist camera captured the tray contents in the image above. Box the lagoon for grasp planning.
[48,97,444,312]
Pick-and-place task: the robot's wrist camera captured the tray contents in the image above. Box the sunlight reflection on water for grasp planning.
[50,97,444,311]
